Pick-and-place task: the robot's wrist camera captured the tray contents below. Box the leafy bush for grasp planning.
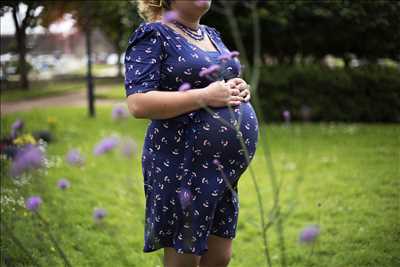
[256,64,400,122]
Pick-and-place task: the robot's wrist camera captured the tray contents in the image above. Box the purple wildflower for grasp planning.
[282,110,291,123]
[178,187,193,210]
[10,144,45,177]
[112,105,129,120]
[199,64,221,77]
[12,119,24,131]
[93,136,119,155]
[178,82,191,92]
[57,178,70,190]
[120,138,138,158]
[66,148,85,166]
[162,10,178,23]
[25,196,42,212]
[299,225,320,243]
[93,208,107,222]
[11,119,24,139]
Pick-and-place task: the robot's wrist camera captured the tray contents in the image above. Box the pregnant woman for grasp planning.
[125,1,259,266]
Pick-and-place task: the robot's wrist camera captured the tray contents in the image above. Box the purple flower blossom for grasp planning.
[178,187,193,210]
[57,178,70,190]
[178,82,191,92]
[10,144,45,177]
[112,105,129,120]
[282,110,291,122]
[25,196,42,212]
[12,119,24,131]
[162,10,178,23]
[299,225,320,243]
[66,148,85,166]
[120,138,138,158]
[199,64,221,77]
[93,208,107,222]
[93,136,119,155]
[11,119,24,139]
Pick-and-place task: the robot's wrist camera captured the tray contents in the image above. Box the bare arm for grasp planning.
[127,81,243,120]
[127,88,206,120]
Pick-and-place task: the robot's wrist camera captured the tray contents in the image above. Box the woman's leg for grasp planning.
[164,247,201,267]
[199,234,233,267]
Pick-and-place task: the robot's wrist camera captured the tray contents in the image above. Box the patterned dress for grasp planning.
[124,21,259,256]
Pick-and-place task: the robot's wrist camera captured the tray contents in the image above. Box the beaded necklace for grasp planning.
[173,20,205,41]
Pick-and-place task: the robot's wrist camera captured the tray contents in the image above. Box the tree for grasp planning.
[41,1,141,117]
[206,0,400,66]
[42,1,101,118]
[0,1,43,89]
[96,1,141,78]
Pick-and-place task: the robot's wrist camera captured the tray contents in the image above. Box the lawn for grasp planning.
[1,106,399,267]
[1,80,85,102]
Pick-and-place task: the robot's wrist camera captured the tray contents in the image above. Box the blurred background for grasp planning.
[1,0,399,121]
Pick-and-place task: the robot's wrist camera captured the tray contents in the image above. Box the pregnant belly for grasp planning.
[146,102,259,174]
[193,101,259,167]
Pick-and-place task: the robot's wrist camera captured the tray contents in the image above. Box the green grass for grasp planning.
[96,84,126,100]
[69,64,119,76]
[1,107,399,267]
[1,80,85,102]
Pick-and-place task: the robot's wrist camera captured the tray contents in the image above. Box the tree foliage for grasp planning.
[206,0,400,64]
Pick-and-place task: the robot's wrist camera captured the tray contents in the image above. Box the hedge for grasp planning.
[255,64,400,122]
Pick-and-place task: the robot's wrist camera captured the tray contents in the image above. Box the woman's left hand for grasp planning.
[226,78,251,102]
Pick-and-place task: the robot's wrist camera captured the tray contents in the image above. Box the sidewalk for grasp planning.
[1,91,125,116]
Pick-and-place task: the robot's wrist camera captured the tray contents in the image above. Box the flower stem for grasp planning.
[35,212,72,267]
[1,220,42,267]
[199,90,273,267]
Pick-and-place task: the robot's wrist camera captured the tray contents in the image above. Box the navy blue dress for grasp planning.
[124,21,259,256]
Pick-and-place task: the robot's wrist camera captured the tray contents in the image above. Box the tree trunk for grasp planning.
[12,5,29,90]
[85,25,95,117]
[115,43,123,78]
[17,30,29,90]
[115,30,123,78]
[343,54,352,68]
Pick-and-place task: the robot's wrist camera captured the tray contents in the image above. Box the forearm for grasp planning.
[127,88,207,120]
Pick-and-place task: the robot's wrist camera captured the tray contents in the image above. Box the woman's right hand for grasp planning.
[202,80,243,108]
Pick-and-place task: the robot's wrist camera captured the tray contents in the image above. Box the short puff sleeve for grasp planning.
[124,23,164,97]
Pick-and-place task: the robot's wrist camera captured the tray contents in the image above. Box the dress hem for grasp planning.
[143,244,209,256]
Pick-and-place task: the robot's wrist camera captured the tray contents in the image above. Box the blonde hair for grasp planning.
[137,0,169,22]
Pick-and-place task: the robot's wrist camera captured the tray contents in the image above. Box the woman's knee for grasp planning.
[200,253,232,267]
[200,247,232,267]
[200,234,233,267]
[164,247,200,267]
